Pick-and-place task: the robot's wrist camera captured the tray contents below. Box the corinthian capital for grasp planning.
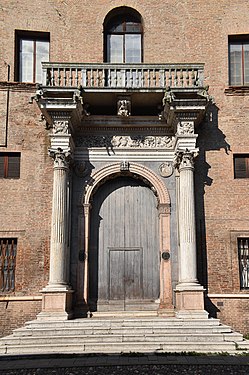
[49,148,71,169]
[173,148,199,170]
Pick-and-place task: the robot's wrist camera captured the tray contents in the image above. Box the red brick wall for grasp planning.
[0,300,42,337]
[0,0,249,335]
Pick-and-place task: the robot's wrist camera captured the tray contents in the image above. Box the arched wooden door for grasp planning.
[89,176,160,311]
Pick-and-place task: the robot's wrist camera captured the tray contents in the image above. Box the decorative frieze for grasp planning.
[76,135,175,149]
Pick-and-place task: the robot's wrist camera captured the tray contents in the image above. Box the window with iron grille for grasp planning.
[0,153,21,179]
[234,155,249,178]
[15,30,50,83]
[229,35,249,86]
[238,238,249,289]
[0,239,17,292]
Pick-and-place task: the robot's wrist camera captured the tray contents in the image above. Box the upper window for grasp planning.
[15,30,50,83]
[234,154,249,179]
[229,35,249,86]
[104,7,143,63]
[0,153,21,179]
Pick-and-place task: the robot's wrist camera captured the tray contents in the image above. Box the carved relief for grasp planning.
[177,121,194,135]
[76,135,175,149]
[53,120,69,134]
[73,161,90,177]
[173,148,199,170]
[120,161,130,171]
[159,162,173,178]
[117,99,131,117]
[158,204,171,215]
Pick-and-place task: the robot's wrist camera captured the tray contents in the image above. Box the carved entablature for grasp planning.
[49,147,71,169]
[173,148,199,171]
[75,135,175,149]
[177,121,194,135]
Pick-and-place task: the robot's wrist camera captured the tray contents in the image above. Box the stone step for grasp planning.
[12,325,234,337]
[24,317,223,329]
[0,341,238,355]
[1,332,243,345]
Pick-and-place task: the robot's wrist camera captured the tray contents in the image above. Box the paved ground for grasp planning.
[0,354,248,375]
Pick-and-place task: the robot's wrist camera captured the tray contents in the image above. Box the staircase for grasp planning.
[1,314,249,355]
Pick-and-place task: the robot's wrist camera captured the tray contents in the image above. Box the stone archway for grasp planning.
[82,162,173,313]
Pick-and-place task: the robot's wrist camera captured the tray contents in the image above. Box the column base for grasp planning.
[37,287,74,321]
[175,283,208,319]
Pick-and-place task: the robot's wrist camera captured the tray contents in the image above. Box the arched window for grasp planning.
[104,7,143,63]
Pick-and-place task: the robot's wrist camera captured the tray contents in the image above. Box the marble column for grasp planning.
[174,149,208,319]
[38,148,73,320]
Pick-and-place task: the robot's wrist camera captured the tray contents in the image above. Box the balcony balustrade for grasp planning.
[42,63,204,90]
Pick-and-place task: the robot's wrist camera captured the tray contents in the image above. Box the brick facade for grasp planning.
[0,0,249,336]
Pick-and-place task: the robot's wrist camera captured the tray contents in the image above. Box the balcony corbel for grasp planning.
[34,85,84,130]
[161,85,213,132]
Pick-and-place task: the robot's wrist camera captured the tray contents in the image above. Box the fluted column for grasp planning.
[48,148,70,288]
[177,149,198,285]
[174,149,207,318]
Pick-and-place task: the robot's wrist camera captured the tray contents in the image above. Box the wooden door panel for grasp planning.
[89,176,160,308]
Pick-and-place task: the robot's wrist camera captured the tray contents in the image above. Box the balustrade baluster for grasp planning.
[96,69,99,87]
[90,69,94,87]
[174,69,178,87]
[69,68,72,86]
[180,69,183,87]
[101,69,105,87]
[168,69,172,87]
[152,69,156,87]
[108,69,111,87]
[147,69,150,87]
[186,69,189,87]
[141,69,144,87]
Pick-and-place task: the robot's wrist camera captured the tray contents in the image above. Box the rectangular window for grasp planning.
[238,238,249,289]
[229,35,249,86]
[0,238,17,292]
[15,30,50,83]
[234,155,249,178]
[0,153,21,178]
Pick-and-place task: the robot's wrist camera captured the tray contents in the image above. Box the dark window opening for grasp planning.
[234,155,249,178]
[229,35,249,86]
[15,30,50,83]
[238,238,249,289]
[104,8,143,63]
[0,238,17,292]
[0,153,21,178]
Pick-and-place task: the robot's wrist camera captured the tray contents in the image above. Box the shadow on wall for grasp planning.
[195,103,231,318]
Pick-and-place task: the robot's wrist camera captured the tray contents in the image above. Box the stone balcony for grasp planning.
[42,62,204,91]
[36,62,211,133]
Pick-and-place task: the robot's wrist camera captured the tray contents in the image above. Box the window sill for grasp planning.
[0,81,37,91]
[225,86,249,95]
